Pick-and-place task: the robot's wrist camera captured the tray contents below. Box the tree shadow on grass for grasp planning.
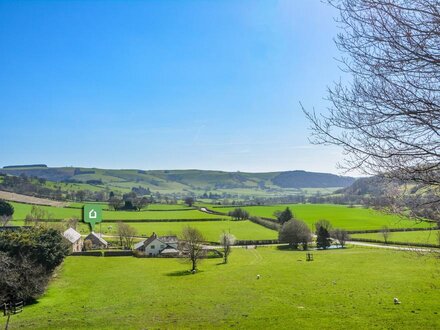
[165,270,204,277]
[276,245,304,251]
[23,297,38,307]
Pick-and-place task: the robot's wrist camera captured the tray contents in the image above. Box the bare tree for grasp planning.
[314,219,333,234]
[66,217,79,230]
[279,219,312,250]
[184,196,195,207]
[116,222,137,249]
[219,232,236,264]
[381,226,391,244]
[83,239,93,251]
[332,228,349,248]
[1,215,12,227]
[109,196,123,211]
[133,197,149,211]
[180,226,206,272]
[24,206,47,226]
[303,0,440,223]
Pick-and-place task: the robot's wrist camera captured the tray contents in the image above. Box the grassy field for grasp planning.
[11,247,440,329]
[213,204,433,231]
[67,202,193,211]
[76,220,278,241]
[10,202,225,222]
[351,230,440,246]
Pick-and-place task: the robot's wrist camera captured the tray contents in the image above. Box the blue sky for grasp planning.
[0,0,346,174]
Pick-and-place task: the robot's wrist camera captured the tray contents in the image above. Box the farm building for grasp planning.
[63,227,83,252]
[84,232,108,249]
[134,232,179,256]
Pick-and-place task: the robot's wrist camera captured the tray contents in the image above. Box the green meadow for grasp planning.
[76,220,277,242]
[11,247,440,330]
[351,230,440,246]
[10,202,225,222]
[214,204,433,230]
[67,202,193,211]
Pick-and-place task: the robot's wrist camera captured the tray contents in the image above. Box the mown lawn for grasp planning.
[214,204,433,230]
[11,247,440,329]
[77,220,278,242]
[351,230,440,246]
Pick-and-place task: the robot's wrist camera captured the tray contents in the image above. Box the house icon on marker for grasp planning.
[89,209,97,219]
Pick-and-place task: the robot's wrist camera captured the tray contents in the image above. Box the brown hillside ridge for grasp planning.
[0,190,67,207]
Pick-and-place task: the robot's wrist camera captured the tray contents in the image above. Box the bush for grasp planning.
[0,227,69,304]
[0,200,14,217]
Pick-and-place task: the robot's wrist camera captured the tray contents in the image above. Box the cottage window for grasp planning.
[151,245,155,249]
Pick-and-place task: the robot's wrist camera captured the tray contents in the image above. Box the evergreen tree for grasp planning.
[316,226,331,250]
[277,207,293,224]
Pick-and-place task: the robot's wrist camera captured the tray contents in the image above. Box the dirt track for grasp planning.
[0,190,67,207]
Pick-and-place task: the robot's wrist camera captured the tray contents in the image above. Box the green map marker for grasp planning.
[83,204,103,231]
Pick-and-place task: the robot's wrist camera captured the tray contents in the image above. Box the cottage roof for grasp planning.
[159,235,178,244]
[63,228,82,244]
[160,247,179,254]
[86,232,108,246]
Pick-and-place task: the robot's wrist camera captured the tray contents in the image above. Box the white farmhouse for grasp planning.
[134,232,179,257]
[63,227,83,252]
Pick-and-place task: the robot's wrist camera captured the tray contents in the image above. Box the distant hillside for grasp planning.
[271,171,355,188]
[335,176,417,197]
[3,164,47,169]
[0,166,355,192]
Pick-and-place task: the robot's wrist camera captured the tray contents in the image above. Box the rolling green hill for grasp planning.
[0,165,356,196]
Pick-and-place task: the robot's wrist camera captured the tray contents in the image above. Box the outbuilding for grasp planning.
[84,232,108,249]
[63,227,83,252]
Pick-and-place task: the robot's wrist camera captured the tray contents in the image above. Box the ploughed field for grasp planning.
[213,204,434,231]
[12,247,440,329]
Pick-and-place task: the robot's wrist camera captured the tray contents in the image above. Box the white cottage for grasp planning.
[134,232,179,256]
[63,227,83,252]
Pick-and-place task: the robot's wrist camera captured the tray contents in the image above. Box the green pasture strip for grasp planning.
[10,202,225,221]
[67,202,109,209]
[351,230,440,245]
[214,204,433,231]
[67,202,193,211]
[76,220,278,241]
[10,202,82,220]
